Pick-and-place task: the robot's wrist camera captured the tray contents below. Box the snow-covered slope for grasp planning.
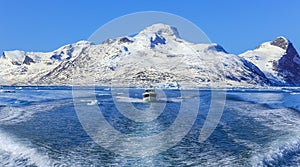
[2,24,297,88]
[0,41,92,85]
[20,24,267,88]
[240,36,300,86]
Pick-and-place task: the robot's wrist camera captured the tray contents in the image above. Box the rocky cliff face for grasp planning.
[277,42,300,85]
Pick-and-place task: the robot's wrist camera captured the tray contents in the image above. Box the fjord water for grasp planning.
[0,87,300,166]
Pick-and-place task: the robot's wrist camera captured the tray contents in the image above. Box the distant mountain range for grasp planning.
[1,24,299,88]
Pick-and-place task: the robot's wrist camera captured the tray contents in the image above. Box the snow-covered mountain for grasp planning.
[240,36,300,86]
[0,41,92,85]
[0,24,298,88]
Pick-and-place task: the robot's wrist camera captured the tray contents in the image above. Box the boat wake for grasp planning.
[0,100,69,125]
[226,92,300,166]
[0,88,299,166]
[251,138,300,166]
[0,130,53,167]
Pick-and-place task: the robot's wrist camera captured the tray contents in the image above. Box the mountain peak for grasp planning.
[270,36,290,50]
[138,23,180,38]
[241,36,300,85]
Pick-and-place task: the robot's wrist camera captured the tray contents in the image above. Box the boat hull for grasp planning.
[142,96,157,102]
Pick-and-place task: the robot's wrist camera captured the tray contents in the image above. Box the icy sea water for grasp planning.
[0,87,300,166]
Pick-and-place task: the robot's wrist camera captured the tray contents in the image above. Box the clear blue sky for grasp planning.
[0,0,299,54]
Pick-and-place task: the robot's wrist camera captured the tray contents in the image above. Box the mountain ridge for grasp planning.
[240,36,300,86]
[0,24,299,88]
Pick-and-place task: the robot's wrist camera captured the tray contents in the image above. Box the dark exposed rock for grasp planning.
[23,55,35,65]
[119,37,134,43]
[208,44,228,53]
[12,61,21,66]
[277,43,300,85]
[50,54,62,61]
[150,34,166,48]
[133,71,175,83]
[271,36,289,50]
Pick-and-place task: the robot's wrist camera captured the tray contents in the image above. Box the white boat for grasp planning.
[142,89,157,102]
